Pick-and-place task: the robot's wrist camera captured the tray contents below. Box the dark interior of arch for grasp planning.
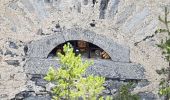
[47,40,111,60]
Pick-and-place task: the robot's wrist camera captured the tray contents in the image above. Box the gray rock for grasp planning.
[36,78,48,87]
[77,2,81,13]
[116,4,135,24]
[111,89,117,95]
[45,83,56,92]
[4,49,18,57]
[0,49,3,55]
[138,92,156,100]
[14,91,35,100]
[44,0,53,3]
[4,50,13,56]
[27,28,130,62]
[83,0,88,5]
[11,26,17,32]
[9,41,18,49]
[27,33,65,58]
[109,80,124,90]
[124,8,149,32]
[20,0,35,12]
[24,45,28,55]
[0,94,8,99]
[8,2,18,10]
[36,29,43,35]
[5,60,20,66]
[137,80,150,88]
[30,74,48,87]
[102,89,111,94]
[99,0,110,19]
[108,0,119,18]
[25,58,145,80]
[32,0,49,19]
[24,96,51,100]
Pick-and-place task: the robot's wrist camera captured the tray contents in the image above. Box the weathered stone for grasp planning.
[102,89,110,94]
[116,4,136,24]
[27,29,130,62]
[93,35,130,62]
[20,0,35,12]
[77,2,81,13]
[11,26,17,32]
[8,2,18,10]
[14,91,35,100]
[83,0,88,5]
[31,0,49,19]
[45,82,56,92]
[0,94,8,99]
[9,41,18,49]
[137,80,150,88]
[62,29,82,41]
[99,0,110,19]
[27,33,65,58]
[30,74,48,87]
[24,96,51,100]
[0,56,2,62]
[31,74,43,81]
[36,29,43,35]
[0,49,3,55]
[25,58,145,80]
[124,8,149,32]
[111,89,117,95]
[24,45,28,55]
[138,92,157,100]
[36,79,48,87]
[44,0,53,3]
[5,60,20,66]
[4,50,13,56]
[108,0,119,18]
[4,49,18,57]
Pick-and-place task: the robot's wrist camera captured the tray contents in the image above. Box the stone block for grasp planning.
[9,41,18,49]
[5,60,20,67]
[24,96,51,100]
[25,58,145,80]
[27,33,65,58]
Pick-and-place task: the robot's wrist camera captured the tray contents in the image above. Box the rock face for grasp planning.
[0,0,169,99]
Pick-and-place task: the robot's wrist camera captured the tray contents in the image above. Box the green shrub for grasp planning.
[44,43,105,100]
[112,83,139,100]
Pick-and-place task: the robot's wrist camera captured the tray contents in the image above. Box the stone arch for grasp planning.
[27,28,130,62]
[25,28,145,80]
[47,40,112,59]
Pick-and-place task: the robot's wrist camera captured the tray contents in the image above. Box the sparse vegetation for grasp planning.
[155,7,170,99]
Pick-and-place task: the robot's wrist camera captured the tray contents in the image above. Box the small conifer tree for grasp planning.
[44,43,105,100]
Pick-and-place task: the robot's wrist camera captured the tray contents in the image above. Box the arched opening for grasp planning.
[47,40,111,60]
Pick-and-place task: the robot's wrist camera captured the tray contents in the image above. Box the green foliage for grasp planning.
[156,7,170,99]
[159,78,170,96]
[44,43,105,100]
[102,82,139,100]
[112,83,139,100]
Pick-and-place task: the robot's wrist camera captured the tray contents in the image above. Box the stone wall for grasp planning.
[0,0,170,99]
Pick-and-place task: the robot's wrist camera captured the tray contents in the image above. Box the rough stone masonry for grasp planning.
[0,0,170,100]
